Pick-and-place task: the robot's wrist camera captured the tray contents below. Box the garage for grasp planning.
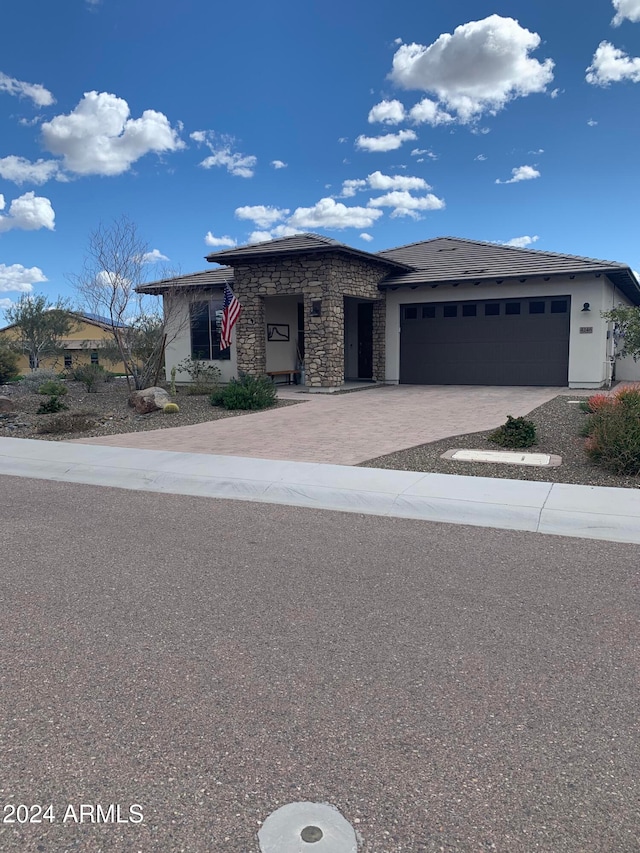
[400,295,571,386]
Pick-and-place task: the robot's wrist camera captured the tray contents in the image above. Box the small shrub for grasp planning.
[614,386,640,417]
[72,363,107,392]
[584,405,640,475]
[21,368,60,393]
[38,380,68,397]
[0,347,20,383]
[36,395,69,414]
[581,393,614,414]
[37,411,96,434]
[163,402,179,414]
[210,374,277,411]
[175,357,221,395]
[488,415,537,449]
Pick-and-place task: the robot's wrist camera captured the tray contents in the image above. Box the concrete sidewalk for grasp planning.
[1,436,639,545]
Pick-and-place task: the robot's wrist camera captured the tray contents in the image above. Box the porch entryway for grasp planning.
[344,297,374,382]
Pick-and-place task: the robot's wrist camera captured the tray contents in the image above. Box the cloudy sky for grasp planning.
[1,0,640,318]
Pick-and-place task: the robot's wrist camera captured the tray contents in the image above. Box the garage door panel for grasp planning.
[400,297,570,386]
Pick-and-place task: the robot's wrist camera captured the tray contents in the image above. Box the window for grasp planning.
[64,354,73,369]
[190,299,230,360]
[505,303,521,315]
[422,305,436,319]
[551,300,568,314]
[462,304,477,317]
[529,301,545,314]
[403,305,418,320]
[484,303,500,316]
[443,305,457,318]
[90,351,99,365]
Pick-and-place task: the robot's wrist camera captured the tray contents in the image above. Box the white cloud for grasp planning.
[0,262,47,293]
[504,235,539,248]
[191,130,256,177]
[0,192,55,232]
[408,97,453,125]
[390,15,554,123]
[586,41,640,85]
[0,72,55,107]
[288,197,383,229]
[247,225,301,244]
[496,165,540,184]
[411,147,437,159]
[475,154,487,161]
[360,233,374,242]
[41,91,184,176]
[271,159,287,169]
[141,249,169,263]
[355,129,417,152]
[612,0,640,25]
[340,179,367,198]
[368,99,406,125]
[368,170,431,191]
[0,298,14,310]
[368,189,445,219]
[529,148,545,154]
[587,118,598,126]
[235,205,289,228]
[204,232,237,248]
[0,155,61,185]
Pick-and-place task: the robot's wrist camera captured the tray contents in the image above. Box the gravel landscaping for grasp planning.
[360,393,640,490]
[0,379,297,442]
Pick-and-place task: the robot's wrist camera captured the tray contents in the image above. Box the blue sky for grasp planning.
[1,0,640,321]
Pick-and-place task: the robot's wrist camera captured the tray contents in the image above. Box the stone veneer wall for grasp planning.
[231,253,391,387]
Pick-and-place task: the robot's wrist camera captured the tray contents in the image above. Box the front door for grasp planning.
[357,302,373,379]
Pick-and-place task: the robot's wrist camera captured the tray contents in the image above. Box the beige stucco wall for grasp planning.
[264,296,300,373]
[385,274,628,388]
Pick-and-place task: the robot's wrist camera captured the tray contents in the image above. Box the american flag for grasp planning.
[220,284,242,350]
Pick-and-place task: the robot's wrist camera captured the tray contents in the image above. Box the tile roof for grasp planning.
[205,232,411,270]
[137,266,234,295]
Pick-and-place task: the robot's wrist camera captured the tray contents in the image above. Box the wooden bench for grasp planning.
[266,369,301,385]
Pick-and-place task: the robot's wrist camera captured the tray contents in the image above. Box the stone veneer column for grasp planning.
[372,299,386,382]
[304,293,344,387]
[235,295,266,376]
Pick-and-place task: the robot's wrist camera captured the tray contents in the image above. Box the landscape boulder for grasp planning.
[0,396,17,414]
[128,386,170,414]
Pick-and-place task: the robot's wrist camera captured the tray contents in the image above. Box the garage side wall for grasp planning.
[385,275,614,388]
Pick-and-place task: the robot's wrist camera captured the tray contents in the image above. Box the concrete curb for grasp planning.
[1,437,639,544]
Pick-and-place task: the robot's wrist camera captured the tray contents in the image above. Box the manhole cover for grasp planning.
[258,802,358,852]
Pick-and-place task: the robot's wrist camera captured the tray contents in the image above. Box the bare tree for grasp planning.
[5,294,77,369]
[69,215,182,390]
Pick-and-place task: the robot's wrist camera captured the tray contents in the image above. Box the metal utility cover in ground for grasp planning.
[258,802,358,852]
[442,449,562,467]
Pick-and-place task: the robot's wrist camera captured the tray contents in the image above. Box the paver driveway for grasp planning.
[72,384,572,465]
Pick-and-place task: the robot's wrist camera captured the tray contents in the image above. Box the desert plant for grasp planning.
[38,380,68,397]
[614,386,640,417]
[163,402,179,413]
[210,374,277,411]
[170,365,177,396]
[20,368,61,393]
[579,393,614,414]
[176,357,222,395]
[36,411,96,434]
[71,363,107,392]
[584,404,640,475]
[0,347,20,383]
[37,395,69,414]
[488,415,537,448]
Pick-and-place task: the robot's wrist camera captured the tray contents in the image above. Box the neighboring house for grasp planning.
[0,312,127,374]
[138,234,640,390]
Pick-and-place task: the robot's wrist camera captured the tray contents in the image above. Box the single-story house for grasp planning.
[0,312,128,374]
[138,234,640,390]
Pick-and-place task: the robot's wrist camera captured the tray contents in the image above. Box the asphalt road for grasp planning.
[0,474,638,853]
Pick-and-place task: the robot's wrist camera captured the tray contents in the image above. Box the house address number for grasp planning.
[579,326,593,334]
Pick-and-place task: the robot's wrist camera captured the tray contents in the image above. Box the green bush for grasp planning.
[37,395,69,414]
[71,363,108,392]
[21,368,60,393]
[175,357,221,395]
[584,389,640,475]
[38,380,68,397]
[210,374,277,411]
[37,411,96,434]
[0,347,20,384]
[488,415,537,448]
